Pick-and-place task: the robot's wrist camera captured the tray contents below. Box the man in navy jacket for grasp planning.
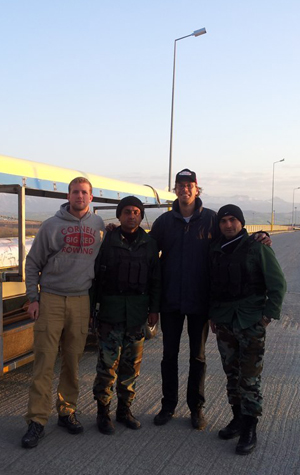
[150,169,219,430]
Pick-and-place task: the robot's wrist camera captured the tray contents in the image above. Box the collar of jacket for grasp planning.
[172,197,203,221]
[212,228,251,254]
[110,226,150,248]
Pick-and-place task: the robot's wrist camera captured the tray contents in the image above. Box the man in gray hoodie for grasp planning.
[21,177,105,449]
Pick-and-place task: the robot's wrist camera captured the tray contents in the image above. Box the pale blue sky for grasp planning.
[1,0,299,202]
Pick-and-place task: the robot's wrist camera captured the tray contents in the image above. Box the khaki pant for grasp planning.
[25,292,89,426]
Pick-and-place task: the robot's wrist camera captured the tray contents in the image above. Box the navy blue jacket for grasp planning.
[150,198,219,317]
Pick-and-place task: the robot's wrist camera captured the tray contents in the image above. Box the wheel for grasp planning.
[144,322,158,340]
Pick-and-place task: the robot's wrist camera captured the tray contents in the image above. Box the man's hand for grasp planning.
[210,320,217,334]
[254,232,272,247]
[105,223,117,232]
[28,301,40,321]
[148,312,159,327]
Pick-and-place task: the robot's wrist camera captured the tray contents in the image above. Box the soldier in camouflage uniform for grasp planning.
[92,196,160,435]
[209,204,286,455]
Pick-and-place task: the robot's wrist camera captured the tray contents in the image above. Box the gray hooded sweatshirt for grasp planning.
[25,202,105,302]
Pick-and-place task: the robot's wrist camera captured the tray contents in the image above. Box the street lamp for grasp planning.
[291,187,300,226]
[168,27,207,192]
[271,158,285,231]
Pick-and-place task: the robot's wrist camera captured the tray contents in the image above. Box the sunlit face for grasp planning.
[67,183,93,215]
[219,215,243,239]
[119,206,142,233]
[175,181,198,206]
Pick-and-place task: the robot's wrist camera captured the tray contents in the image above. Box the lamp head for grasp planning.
[193,28,206,37]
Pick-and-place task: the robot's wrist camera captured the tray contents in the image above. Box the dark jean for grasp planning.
[160,312,209,413]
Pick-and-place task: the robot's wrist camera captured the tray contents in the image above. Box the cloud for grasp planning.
[109,165,300,202]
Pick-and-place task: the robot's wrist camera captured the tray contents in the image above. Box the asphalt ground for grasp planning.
[0,232,299,475]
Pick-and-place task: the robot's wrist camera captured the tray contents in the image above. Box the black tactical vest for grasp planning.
[100,237,149,295]
[210,239,265,301]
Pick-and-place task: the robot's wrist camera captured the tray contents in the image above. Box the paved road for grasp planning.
[0,232,299,475]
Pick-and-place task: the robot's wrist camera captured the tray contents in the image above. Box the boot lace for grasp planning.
[27,421,43,437]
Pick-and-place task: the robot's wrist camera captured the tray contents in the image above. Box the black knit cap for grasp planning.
[116,196,145,219]
[217,204,245,227]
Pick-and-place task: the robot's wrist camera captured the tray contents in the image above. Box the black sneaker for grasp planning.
[21,421,45,448]
[153,409,174,426]
[58,413,83,434]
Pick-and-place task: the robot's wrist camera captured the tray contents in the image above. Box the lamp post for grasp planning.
[168,27,207,192]
[271,158,285,231]
[295,207,298,226]
[292,187,300,226]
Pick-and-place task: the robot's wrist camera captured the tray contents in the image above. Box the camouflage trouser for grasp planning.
[216,321,266,417]
[93,321,145,406]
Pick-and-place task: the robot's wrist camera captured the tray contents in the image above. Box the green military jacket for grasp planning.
[95,226,161,328]
[209,231,287,329]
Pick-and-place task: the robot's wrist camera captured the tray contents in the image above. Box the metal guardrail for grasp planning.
[245,224,291,233]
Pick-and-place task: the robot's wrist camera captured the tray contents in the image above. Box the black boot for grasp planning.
[116,399,141,430]
[218,405,241,440]
[21,421,45,448]
[96,401,115,435]
[236,415,258,455]
[58,413,83,434]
